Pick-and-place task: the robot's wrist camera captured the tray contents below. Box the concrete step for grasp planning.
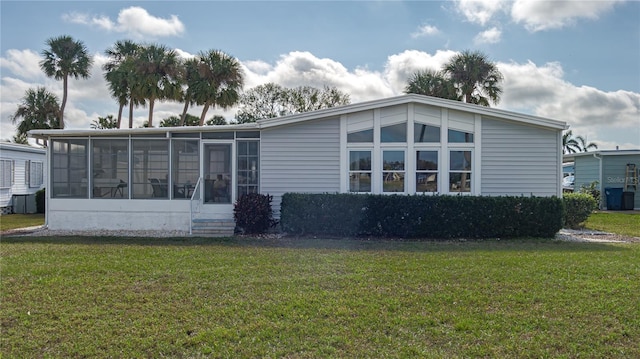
[191,218,235,236]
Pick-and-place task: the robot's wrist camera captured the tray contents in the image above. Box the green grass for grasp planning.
[584,211,640,237]
[1,236,639,358]
[0,213,44,231]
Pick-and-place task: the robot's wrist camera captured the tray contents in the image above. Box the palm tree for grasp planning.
[178,58,200,126]
[404,69,459,100]
[103,40,141,128]
[90,115,118,129]
[192,50,244,126]
[11,87,61,146]
[442,50,503,106]
[135,44,181,127]
[563,130,597,154]
[40,35,93,128]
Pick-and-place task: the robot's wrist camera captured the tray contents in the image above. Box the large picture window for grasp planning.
[92,139,129,198]
[349,151,372,192]
[237,140,259,198]
[449,150,472,193]
[416,151,438,193]
[132,139,169,199]
[382,150,405,192]
[172,139,199,199]
[52,139,88,198]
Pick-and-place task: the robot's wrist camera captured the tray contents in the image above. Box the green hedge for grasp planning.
[562,192,597,229]
[280,193,564,239]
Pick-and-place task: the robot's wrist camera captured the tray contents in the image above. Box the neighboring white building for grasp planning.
[0,142,47,214]
[29,94,568,233]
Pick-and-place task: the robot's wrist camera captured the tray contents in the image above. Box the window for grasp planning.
[24,161,30,185]
[0,160,13,188]
[92,139,129,198]
[448,129,474,143]
[172,139,199,199]
[416,151,438,193]
[347,129,373,143]
[382,150,405,192]
[237,140,259,198]
[449,150,472,193]
[349,151,371,192]
[132,139,169,199]
[52,139,88,198]
[381,123,406,142]
[414,124,440,143]
[29,161,44,188]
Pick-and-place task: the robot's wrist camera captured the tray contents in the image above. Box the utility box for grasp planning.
[622,191,635,210]
[12,194,37,214]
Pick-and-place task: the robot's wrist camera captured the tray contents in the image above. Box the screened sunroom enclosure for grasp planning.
[50,131,260,205]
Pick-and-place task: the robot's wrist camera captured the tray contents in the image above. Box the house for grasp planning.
[564,150,640,210]
[0,142,47,214]
[29,94,568,234]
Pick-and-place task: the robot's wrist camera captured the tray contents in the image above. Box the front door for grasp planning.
[202,142,234,216]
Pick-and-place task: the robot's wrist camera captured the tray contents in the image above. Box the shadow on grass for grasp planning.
[1,233,630,253]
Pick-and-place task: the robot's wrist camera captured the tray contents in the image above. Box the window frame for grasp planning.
[448,149,473,194]
[348,149,373,193]
[381,149,406,194]
[0,159,14,189]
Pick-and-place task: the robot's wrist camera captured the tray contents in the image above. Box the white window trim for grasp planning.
[381,148,407,194]
[0,159,14,189]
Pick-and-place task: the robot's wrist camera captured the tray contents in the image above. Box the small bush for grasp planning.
[563,192,597,229]
[578,181,601,207]
[35,188,46,213]
[233,193,277,234]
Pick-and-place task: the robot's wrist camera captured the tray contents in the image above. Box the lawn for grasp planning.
[584,211,640,237]
[0,213,44,232]
[1,236,638,358]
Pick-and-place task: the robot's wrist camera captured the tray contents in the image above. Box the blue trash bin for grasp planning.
[604,187,623,210]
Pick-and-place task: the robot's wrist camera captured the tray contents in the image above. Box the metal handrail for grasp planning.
[189,177,202,235]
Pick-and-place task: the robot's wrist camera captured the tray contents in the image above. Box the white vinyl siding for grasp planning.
[481,118,559,196]
[261,118,341,215]
[1,160,13,188]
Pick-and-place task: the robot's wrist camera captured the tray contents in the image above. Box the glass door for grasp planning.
[202,143,233,204]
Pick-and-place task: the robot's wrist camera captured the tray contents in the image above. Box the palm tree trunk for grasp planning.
[128,101,134,129]
[148,98,155,127]
[116,103,124,129]
[59,75,68,129]
[199,103,210,126]
[180,101,189,126]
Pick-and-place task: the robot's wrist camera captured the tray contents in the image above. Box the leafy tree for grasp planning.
[235,83,350,123]
[160,114,200,127]
[206,115,227,126]
[11,87,61,146]
[90,115,118,129]
[103,40,142,128]
[442,50,503,106]
[404,69,459,100]
[135,44,181,127]
[40,35,93,128]
[192,50,244,125]
[12,133,29,145]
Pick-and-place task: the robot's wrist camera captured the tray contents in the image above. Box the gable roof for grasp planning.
[257,94,569,130]
[29,94,567,140]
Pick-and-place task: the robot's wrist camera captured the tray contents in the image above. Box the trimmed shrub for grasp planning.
[280,193,564,239]
[233,193,277,234]
[35,188,46,213]
[563,192,597,229]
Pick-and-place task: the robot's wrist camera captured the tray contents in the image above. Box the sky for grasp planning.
[1,0,639,149]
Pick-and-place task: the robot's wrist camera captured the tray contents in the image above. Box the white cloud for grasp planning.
[454,0,509,26]
[411,24,440,38]
[0,49,44,79]
[511,0,624,32]
[474,27,501,44]
[62,6,185,38]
